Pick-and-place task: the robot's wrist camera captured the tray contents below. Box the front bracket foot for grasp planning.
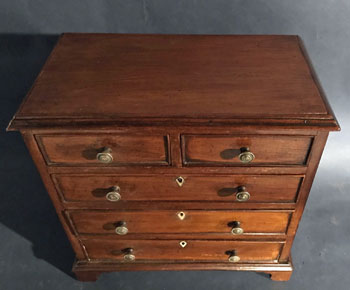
[74,271,102,282]
[268,270,293,281]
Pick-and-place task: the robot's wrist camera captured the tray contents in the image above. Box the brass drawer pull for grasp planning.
[96,147,113,163]
[238,147,255,163]
[231,221,244,235]
[123,248,135,262]
[227,250,240,263]
[115,221,128,235]
[236,186,250,202]
[106,186,121,202]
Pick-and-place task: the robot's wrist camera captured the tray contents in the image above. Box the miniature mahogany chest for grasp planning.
[8,34,339,281]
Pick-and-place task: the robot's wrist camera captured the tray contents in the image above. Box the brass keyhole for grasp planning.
[179,241,187,248]
[177,211,186,220]
[176,176,185,187]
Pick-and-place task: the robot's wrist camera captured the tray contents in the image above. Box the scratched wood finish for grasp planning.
[183,135,313,166]
[7,34,340,282]
[36,134,170,166]
[82,239,283,263]
[53,174,302,203]
[68,210,291,235]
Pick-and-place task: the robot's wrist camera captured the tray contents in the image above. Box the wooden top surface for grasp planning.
[9,34,339,130]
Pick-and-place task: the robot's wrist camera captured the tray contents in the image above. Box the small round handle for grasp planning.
[115,221,128,235]
[231,221,244,235]
[236,186,250,202]
[227,250,240,262]
[228,254,240,263]
[106,186,121,202]
[96,147,113,163]
[238,147,255,164]
[123,248,135,262]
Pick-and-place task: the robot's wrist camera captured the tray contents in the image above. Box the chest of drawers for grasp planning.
[7,34,339,281]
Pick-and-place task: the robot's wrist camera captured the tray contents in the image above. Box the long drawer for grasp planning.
[67,210,292,236]
[82,239,284,263]
[54,174,302,203]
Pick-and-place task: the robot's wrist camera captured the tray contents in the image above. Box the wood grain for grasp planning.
[67,210,292,236]
[36,134,170,166]
[12,34,332,121]
[183,135,313,166]
[7,34,339,282]
[82,239,284,263]
[53,174,302,203]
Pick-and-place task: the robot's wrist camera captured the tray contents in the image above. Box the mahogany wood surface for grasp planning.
[72,260,293,282]
[82,239,283,262]
[8,34,338,127]
[269,270,293,281]
[183,135,313,166]
[36,134,170,166]
[67,210,291,236]
[53,174,302,203]
[7,34,340,282]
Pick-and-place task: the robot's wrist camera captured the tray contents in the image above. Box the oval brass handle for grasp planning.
[106,186,121,202]
[238,147,255,163]
[96,147,113,163]
[115,221,128,235]
[236,186,250,202]
[231,221,244,235]
[123,248,135,262]
[228,251,240,263]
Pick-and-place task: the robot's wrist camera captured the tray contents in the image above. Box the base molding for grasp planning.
[73,260,293,282]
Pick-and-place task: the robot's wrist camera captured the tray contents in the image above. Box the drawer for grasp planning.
[36,134,170,166]
[182,135,313,166]
[54,174,302,203]
[82,239,284,263]
[68,210,291,236]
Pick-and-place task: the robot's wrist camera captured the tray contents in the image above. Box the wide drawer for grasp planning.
[36,134,170,166]
[82,239,284,263]
[182,135,313,166]
[54,174,302,203]
[68,210,291,236]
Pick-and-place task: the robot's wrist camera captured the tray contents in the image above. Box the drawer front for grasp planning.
[83,239,283,263]
[68,210,291,235]
[183,135,313,166]
[54,174,302,203]
[36,134,170,166]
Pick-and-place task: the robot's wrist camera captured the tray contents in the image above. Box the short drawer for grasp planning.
[67,210,291,236]
[36,134,170,166]
[182,135,313,166]
[54,174,302,203]
[82,239,284,263]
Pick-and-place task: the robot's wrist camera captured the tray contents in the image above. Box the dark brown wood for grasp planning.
[82,239,284,263]
[73,259,293,271]
[20,132,86,259]
[183,135,313,166]
[36,134,170,166]
[279,131,330,261]
[74,270,102,282]
[67,210,292,236]
[7,34,339,131]
[7,34,339,282]
[53,174,302,203]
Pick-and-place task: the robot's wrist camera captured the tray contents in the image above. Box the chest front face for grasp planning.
[8,34,339,282]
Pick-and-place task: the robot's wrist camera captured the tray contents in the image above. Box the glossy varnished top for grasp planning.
[8,34,339,130]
